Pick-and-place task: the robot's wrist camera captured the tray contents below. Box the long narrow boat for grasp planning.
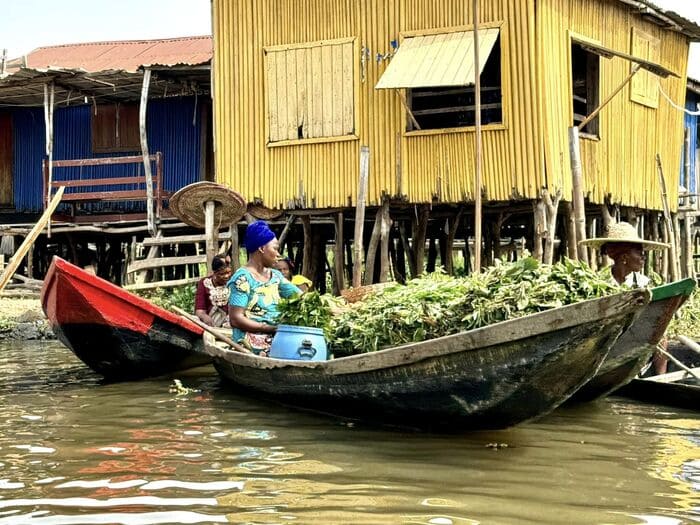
[41,256,208,380]
[203,289,650,431]
[569,278,695,403]
[615,368,700,410]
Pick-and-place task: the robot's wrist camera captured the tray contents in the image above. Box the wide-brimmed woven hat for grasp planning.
[169,182,247,229]
[247,203,284,221]
[579,221,669,251]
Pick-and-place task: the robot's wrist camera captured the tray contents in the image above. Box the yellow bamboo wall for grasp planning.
[537,0,689,211]
[213,0,542,208]
[213,0,689,211]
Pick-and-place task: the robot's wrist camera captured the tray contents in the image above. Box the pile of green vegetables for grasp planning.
[136,285,195,313]
[667,290,700,338]
[277,257,622,357]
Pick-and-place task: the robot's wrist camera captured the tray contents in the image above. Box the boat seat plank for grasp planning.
[127,254,206,273]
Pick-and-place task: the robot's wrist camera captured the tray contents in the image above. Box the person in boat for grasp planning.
[195,255,233,328]
[274,257,313,292]
[228,220,302,355]
[580,221,668,288]
[580,220,670,374]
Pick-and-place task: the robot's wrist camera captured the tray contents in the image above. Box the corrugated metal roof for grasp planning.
[375,28,499,89]
[618,0,700,41]
[21,36,213,73]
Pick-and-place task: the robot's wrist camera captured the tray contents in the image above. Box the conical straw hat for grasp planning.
[579,221,669,251]
[169,182,247,229]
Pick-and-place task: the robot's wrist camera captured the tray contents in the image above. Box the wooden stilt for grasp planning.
[379,202,391,282]
[426,236,437,273]
[399,221,416,278]
[533,198,546,262]
[412,205,429,276]
[301,215,312,278]
[353,146,370,287]
[230,222,240,271]
[333,212,345,293]
[543,189,561,265]
[445,207,464,274]
[364,206,383,285]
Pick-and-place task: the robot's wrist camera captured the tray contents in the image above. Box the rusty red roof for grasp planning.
[23,35,212,73]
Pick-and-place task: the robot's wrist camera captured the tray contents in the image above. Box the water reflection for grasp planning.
[0,340,697,524]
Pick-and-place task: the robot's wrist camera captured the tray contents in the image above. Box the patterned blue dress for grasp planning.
[227,267,301,352]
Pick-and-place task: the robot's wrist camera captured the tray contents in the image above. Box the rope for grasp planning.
[658,81,700,115]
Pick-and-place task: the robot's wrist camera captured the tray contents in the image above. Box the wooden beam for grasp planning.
[334,211,345,292]
[473,0,482,273]
[139,68,155,236]
[127,254,206,273]
[124,276,200,291]
[353,146,369,287]
[0,186,65,292]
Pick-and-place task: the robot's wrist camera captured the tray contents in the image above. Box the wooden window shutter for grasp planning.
[264,37,356,145]
[92,103,141,153]
[630,28,660,109]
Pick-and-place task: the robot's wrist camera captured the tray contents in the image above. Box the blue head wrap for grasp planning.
[244,220,276,253]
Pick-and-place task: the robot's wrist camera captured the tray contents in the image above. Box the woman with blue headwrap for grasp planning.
[228,220,302,355]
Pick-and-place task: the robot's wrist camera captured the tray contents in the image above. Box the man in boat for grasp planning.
[580,221,670,374]
[228,220,301,356]
[195,255,233,327]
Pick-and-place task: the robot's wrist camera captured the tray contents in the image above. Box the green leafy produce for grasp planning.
[667,290,700,338]
[136,284,196,313]
[276,291,344,339]
[330,257,621,357]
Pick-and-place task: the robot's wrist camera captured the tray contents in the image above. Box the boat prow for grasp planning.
[204,288,651,431]
[570,278,695,402]
[41,256,209,380]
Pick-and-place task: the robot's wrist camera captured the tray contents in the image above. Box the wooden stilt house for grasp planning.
[211,1,700,286]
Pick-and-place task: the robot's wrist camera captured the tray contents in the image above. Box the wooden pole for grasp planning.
[204,200,217,271]
[171,306,251,354]
[684,214,693,278]
[655,154,679,281]
[43,82,55,237]
[379,201,392,282]
[472,0,483,272]
[353,146,369,287]
[334,211,345,293]
[568,127,588,263]
[0,186,64,292]
[363,206,383,285]
[139,68,156,236]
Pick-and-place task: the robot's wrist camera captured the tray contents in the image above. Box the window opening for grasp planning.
[571,42,600,137]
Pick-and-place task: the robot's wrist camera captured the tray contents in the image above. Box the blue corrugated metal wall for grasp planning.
[11,96,204,212]
[683,91,699,196]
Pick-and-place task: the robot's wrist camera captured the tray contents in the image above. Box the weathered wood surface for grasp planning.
[569,278,694,402]
[616,369,699,410]
[127,254,206,273]
[205,289,649,430]
[0,186,65,292]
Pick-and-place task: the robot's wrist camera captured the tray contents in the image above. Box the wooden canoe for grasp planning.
[41,256,209,380]
[615,368,700,411]
[203,289,650,431]
[570,278,695,402]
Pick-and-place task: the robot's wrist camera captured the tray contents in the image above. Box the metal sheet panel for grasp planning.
[375,28,500,89]
[11,97,203,213]
[682,92,698,195]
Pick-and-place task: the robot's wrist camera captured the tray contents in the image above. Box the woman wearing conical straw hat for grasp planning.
[580,221,671,374]
[579,221,669,287]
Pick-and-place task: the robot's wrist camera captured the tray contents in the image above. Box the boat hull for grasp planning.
[41,257,207,380]
[570,279,694,402]
[206,290,649,431]
[616,374,700,410]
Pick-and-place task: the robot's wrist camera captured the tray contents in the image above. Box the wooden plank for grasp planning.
[52,176,152,188]
[412,103,501,116]
[295,47,308,139]
[311,45,324,138]
[304,46,313,140]
[285,50,298,141]
[341,41,354,135]
[123,276,200,291]
[142,232,231,246]
[127,254,206,273]
[331,42,343,136]
[0,186,65,292]
[321,43,334,137]
[52,154,158,167]
[59,190,153,202]
[266,50,280,143]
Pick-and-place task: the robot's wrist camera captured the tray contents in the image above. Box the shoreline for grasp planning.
[0,297,55,340]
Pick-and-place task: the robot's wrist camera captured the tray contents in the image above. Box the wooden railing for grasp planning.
[42,153,169,217]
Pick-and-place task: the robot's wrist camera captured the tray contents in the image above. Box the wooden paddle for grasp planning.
[171,305,251,354]
[656,344,700,382]
[675,335,700,359]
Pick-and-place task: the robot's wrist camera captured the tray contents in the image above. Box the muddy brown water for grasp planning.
[0,340,697,524]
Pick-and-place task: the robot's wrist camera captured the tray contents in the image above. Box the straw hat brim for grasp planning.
[169,182,247,229]
[578,237,669,251]
[247,204,284,220]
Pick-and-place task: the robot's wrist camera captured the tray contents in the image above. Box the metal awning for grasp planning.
[375,28,500,90]
[574,39,678,78]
